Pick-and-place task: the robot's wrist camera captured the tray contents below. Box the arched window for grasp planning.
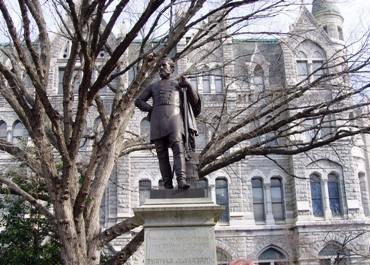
[328,174,341,215]
[295,41,326,85]
[139,179,151,205]
[0,121,7,152]
[258,247,287,265]
[12,121,26,145]
[0,121,7,141]
[319,241,348,265]
[271,177,284,221]
[310,174,323,216]
[140,118,150,142]
[252,178,265,222]
[216,178,229,223]
[338,26,344,41]
[216,248,231,265]
[312,51,324,81]
[253,65,265,94]
[297,51,308,84]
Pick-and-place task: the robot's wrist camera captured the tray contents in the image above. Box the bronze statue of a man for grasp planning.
[135,57,201,189]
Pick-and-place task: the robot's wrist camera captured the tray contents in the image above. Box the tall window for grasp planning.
[258,247,287,265]
[213,68,223,93]
[310,174,324,216]
[252,178,265,221]
[328,174,341,215]
[139,179,151,205]
[12,121,26,145]
[202,73,211,93]
[295,41,326,85]
[312,53,324,81]
[140,118,150,142]
[297,60,309,84]
[271,178,284,221]
[253,65,265,94]
[216,178,229,223]
[0,121,7,152]
[198,178,208,197]
[190,76,198,92]
[0,121,7,141]
[58,68,82,94]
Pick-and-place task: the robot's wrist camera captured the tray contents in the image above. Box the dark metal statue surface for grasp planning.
[135,57,201,189]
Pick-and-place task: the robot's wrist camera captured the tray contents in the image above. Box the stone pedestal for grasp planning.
[133,197,225,265]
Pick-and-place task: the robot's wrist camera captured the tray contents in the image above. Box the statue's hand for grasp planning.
[177,76,191,88]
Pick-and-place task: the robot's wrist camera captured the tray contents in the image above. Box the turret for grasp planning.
[312,0,344,41]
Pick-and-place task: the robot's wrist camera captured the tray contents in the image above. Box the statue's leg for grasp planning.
[154,138,173,189]
[168,132,190,189]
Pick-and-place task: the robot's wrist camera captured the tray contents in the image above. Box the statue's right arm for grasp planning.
[135,85,153,113]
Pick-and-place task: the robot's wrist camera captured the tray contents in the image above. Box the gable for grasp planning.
[291,5,319,31]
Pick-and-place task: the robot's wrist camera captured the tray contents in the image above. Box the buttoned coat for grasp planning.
[135,79,201,143]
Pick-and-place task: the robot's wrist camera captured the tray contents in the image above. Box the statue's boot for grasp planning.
[172,141,190,189]
[157,146,174,189]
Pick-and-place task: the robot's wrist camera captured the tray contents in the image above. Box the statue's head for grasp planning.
[159,57,175,79]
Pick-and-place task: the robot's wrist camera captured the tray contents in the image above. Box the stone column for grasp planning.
[134,197,224,265]
[322,179,332,218]
[264,183,275,225]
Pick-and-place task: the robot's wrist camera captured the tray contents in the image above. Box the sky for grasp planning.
[0,0,369,45]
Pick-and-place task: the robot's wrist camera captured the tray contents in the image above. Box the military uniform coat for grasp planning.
[135,78,201,142]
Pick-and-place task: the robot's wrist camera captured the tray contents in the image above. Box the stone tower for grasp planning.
[312,0,344,41]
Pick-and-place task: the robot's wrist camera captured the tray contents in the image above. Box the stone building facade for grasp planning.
[1,0,369,264]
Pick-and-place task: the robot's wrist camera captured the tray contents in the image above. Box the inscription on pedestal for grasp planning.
[145,226,216,265]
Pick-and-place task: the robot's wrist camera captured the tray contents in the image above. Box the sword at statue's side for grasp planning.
[179,76,192,161]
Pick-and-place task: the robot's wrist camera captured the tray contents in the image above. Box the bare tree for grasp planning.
[0,0,369,264]
[282,218,370,264]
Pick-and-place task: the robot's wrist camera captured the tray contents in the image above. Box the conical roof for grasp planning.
[312,0,341,17]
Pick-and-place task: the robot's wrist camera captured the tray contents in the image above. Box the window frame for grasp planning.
[252,177,265,222]
[328,174,341,215]
[310,174,324,217]
[215,178,229,223]
[271,177,285,221]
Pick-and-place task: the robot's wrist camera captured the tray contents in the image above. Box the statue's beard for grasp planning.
[159,70,171,79]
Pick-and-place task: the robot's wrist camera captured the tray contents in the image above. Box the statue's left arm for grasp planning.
[178,77,201,117]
